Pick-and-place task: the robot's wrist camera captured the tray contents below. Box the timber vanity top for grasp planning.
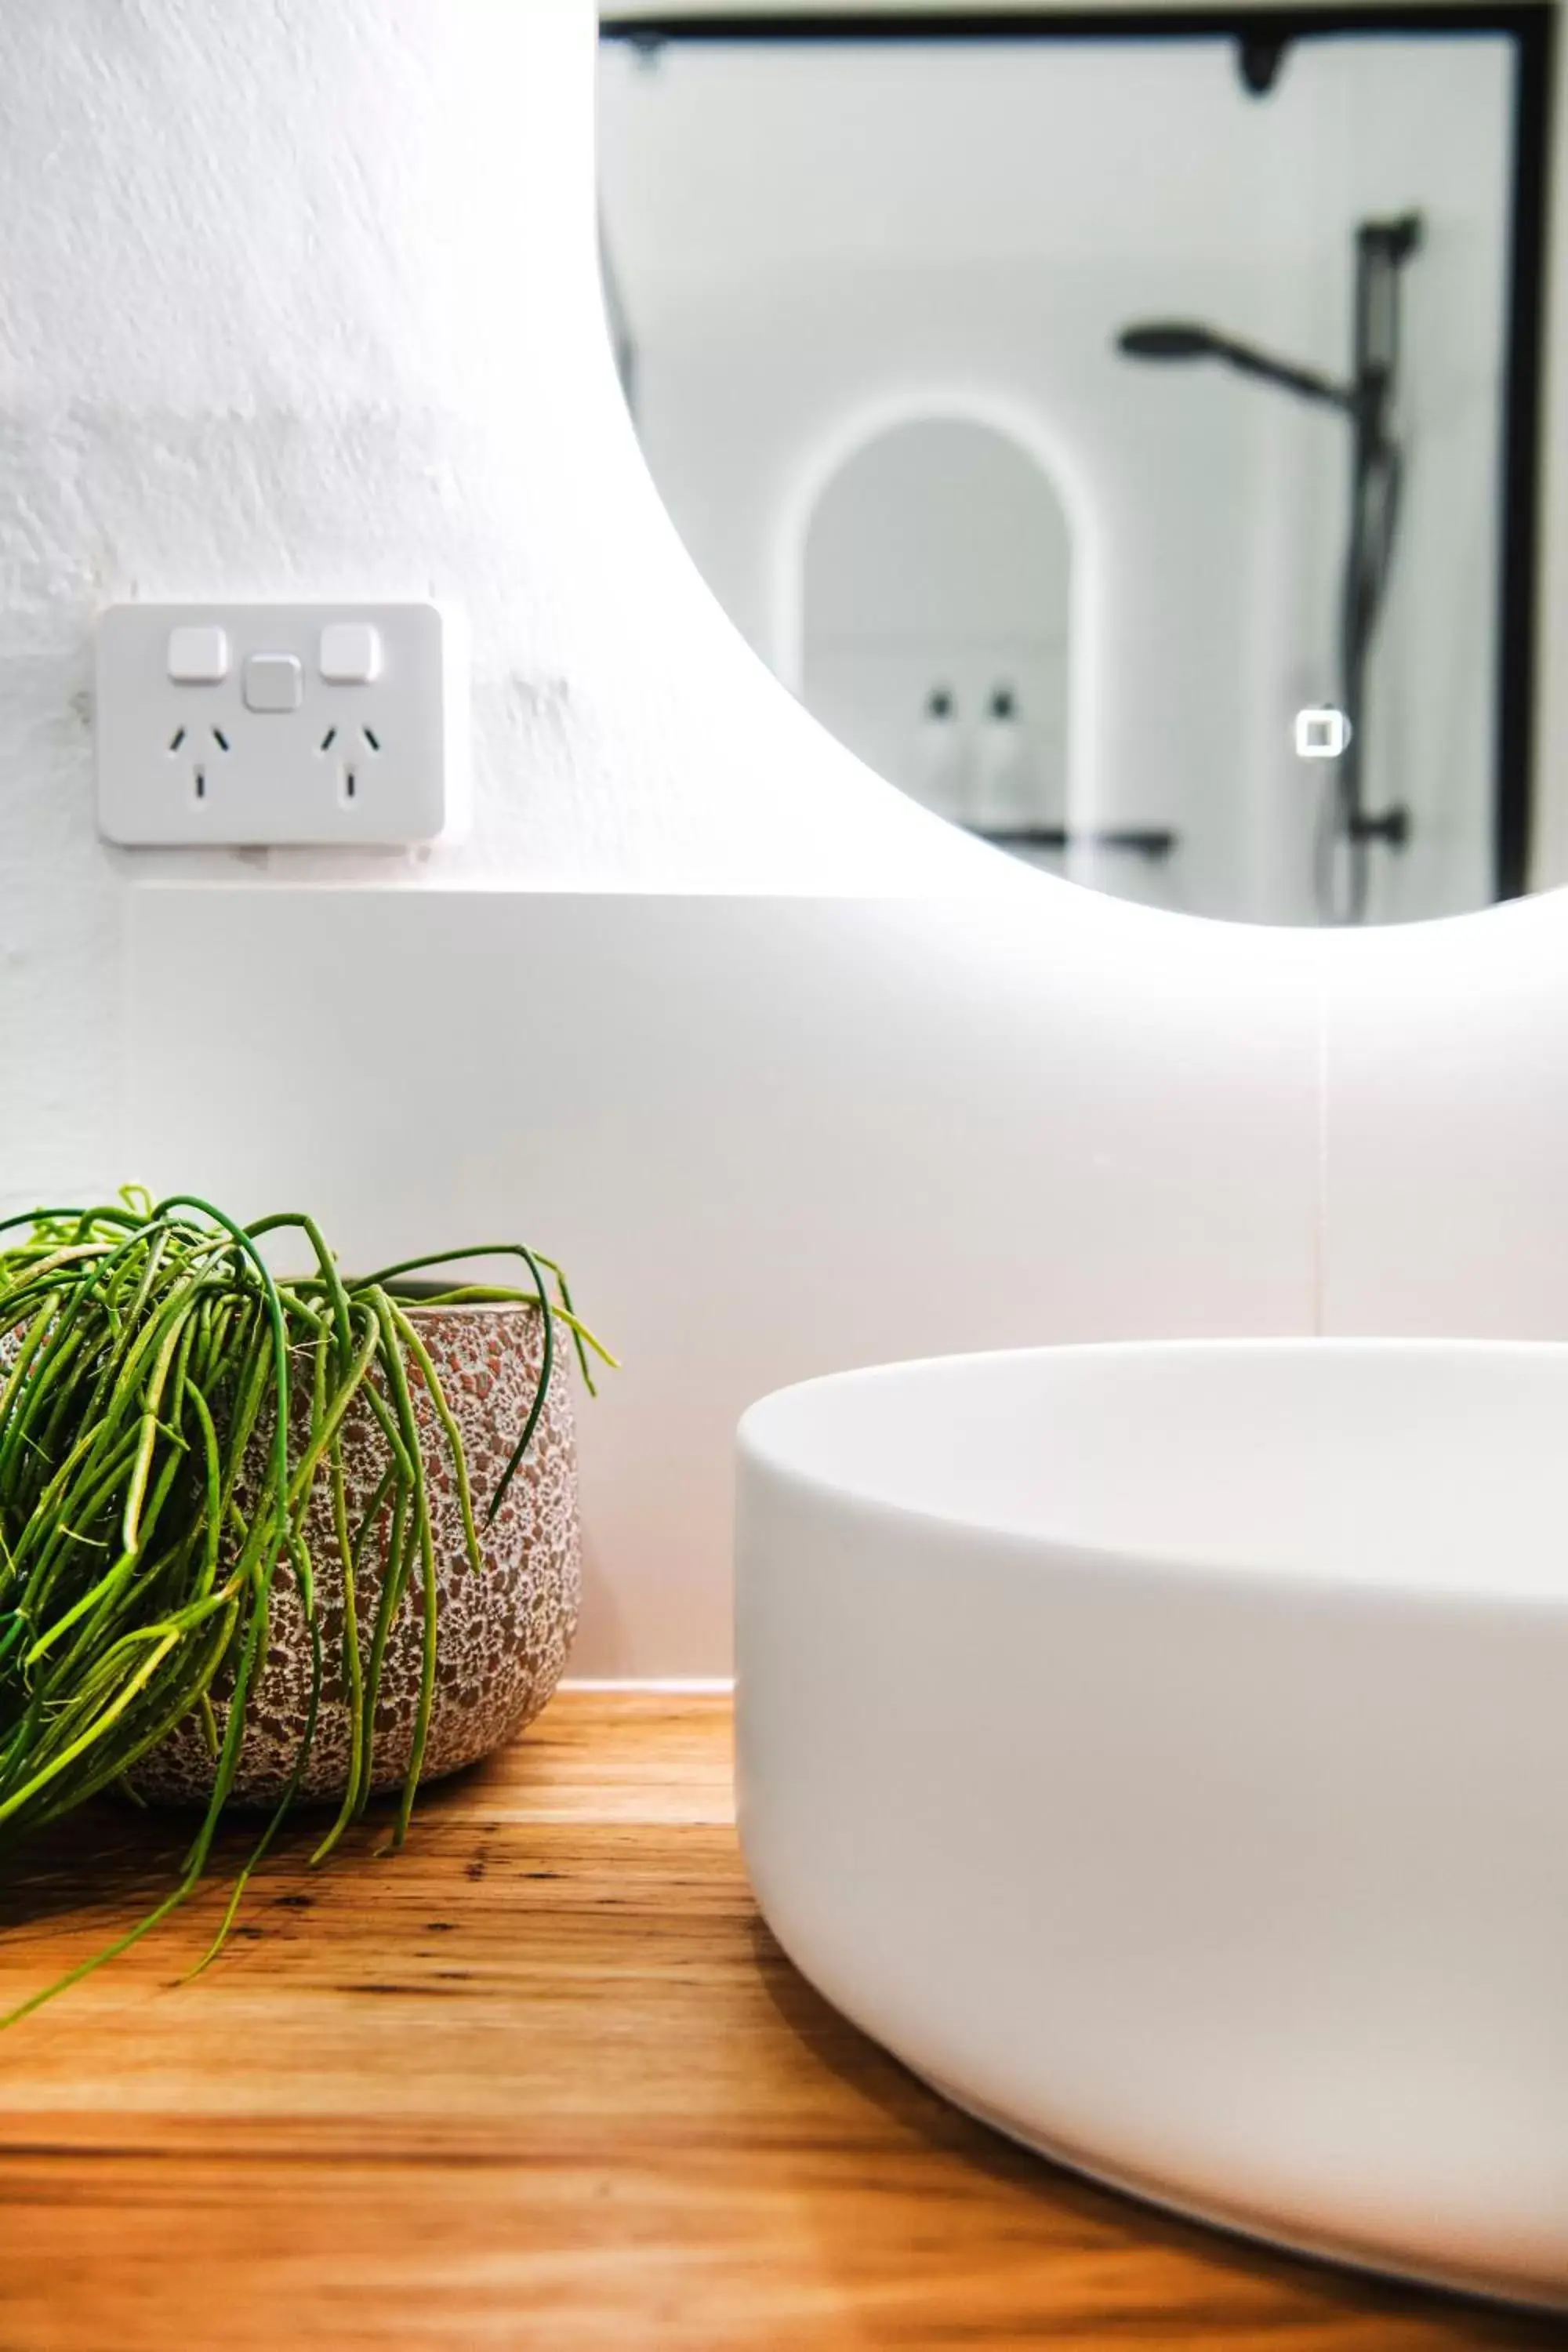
[0,1693,1559,2351]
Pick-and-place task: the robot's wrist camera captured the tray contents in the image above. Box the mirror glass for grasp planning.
[598,13,1548,925]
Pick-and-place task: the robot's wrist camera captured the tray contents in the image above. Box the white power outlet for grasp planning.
[96,602,460,848]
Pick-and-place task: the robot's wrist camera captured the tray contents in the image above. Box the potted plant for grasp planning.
[0,1191,614,2021]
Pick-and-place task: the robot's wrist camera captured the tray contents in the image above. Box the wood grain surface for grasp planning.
[0,1691,1559,2351]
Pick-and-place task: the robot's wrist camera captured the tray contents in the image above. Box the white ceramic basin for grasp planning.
[735,1341,1568,2310]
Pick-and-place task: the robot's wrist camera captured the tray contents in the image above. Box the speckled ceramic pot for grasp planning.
[130,1301,579,1809]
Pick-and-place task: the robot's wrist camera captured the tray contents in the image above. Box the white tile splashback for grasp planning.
[127,884,1323,1674]
[1320,892,1568,1337]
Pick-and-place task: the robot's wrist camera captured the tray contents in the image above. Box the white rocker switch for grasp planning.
[167,626,229,684]
[320,622,383,684]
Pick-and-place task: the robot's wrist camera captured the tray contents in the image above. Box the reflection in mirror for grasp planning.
[803,418,1079,867]
[597,12,1551,926]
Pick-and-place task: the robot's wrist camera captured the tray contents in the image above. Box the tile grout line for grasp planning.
[1313,958,1330,1338]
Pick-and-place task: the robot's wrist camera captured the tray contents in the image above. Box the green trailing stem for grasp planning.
[0,1192,615,2026]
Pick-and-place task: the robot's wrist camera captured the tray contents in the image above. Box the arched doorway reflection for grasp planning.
[801,416,1073,864]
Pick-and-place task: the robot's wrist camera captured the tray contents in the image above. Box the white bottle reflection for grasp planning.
[909,684,966,818]
[971,684,1033,833]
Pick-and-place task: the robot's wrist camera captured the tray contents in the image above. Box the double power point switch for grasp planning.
[96,603,462,848]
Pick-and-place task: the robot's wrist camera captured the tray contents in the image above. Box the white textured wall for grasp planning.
[0,0,1018,1216]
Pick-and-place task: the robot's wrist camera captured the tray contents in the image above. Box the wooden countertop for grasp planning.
[0,1691,1559,2350]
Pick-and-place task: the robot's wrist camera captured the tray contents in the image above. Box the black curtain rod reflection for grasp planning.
[601,8,1549,45]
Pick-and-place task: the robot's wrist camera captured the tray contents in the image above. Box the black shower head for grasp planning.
[1117,322,1220,361]
[1116,320,1357,413]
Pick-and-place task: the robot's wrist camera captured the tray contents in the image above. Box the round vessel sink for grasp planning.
[735,1340,1568,2310]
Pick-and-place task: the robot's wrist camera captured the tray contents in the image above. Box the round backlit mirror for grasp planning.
[597,10,1550,926]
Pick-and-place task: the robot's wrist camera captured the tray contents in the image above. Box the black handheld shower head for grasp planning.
[1116,320,1356,412]
[1116,322,1218,361]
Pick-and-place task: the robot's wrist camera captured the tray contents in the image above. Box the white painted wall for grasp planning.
[4,0,1568,1677]
[600,28,1513,924]
[0,0,1022,1213]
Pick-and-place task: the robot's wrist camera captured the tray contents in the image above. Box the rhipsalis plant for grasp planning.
[0,1191,614,2026]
